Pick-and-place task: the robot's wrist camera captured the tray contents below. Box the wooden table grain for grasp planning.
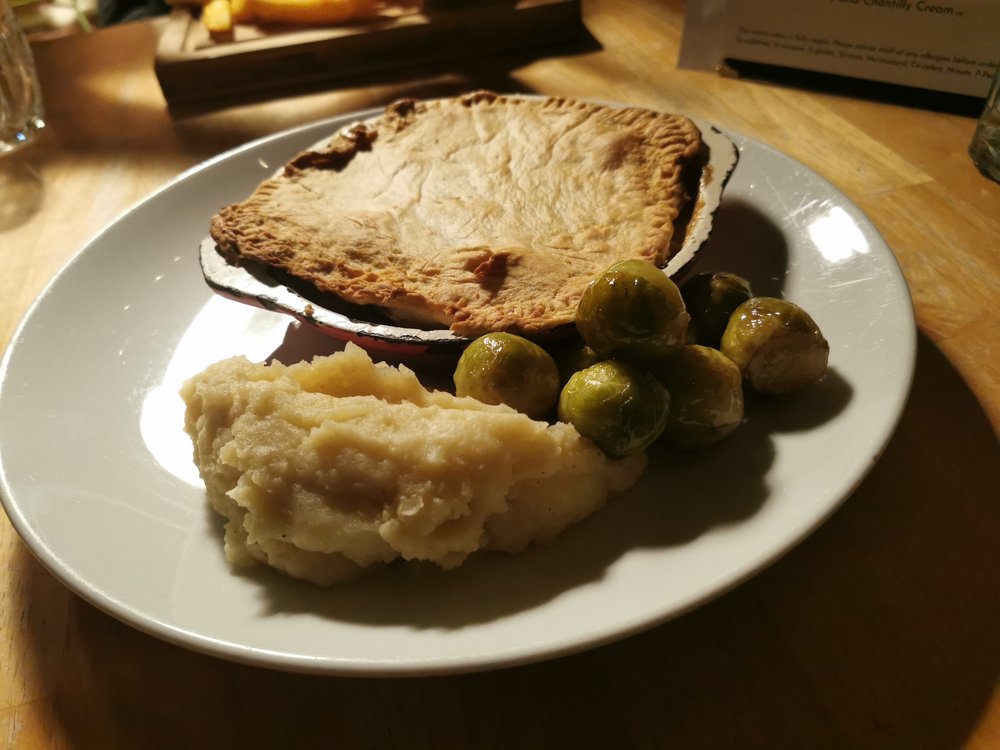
[2,2,998,748]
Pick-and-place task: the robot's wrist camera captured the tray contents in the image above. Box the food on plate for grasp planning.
[557,360,670,459]
[201,0,233,37]
[181,253,830,588]
[680,271,753,349]
[209,91,708,337]
[248,0,374,25]
[575,259,690,363]
[230,0,252,22]
[553,340,604,385]
[199,0,373,35]
[720,297,830,394]
[180,343,645,586]
[651,345,744,449]
[562,261,827,452]
[453,332,560,419]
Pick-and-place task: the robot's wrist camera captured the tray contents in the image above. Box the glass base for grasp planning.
[969,143,1000,183]
[969,98,1000,184]
[0,156,44,231]
[0,117,45,155]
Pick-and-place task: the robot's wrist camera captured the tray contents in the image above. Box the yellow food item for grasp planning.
[200,0,370,34]
[229,0,253,23]
[180,343,646,586]
[201,0,233,36]
[248,0,374,25]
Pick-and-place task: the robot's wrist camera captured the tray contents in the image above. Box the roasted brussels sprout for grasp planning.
[680,271,753,348]
[576,260,690,363]
[552,339,605,385]
[720,297,829,394]
[557,360,670,458]
[652,345,744,449]
[454,332,560,418]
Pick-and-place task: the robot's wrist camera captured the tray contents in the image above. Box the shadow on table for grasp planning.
[167,71,537,160]
[723,59,986,117]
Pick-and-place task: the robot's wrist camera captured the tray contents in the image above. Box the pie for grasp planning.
[209,91,707,337]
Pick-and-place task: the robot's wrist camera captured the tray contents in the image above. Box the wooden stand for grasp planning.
[154,0,589,111]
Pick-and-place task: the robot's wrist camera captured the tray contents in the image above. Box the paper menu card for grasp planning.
[679,0,998,98]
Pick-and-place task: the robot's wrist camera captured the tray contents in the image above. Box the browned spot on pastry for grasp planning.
[286,124,378,174]
[468,248,519,293]
[473,253,507,279]
[463,248,517,279]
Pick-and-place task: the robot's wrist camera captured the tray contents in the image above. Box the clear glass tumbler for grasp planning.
[969,65,1000,183]
[0,0,45,154]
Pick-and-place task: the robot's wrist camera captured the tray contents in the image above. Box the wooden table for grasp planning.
[2,2,998,747]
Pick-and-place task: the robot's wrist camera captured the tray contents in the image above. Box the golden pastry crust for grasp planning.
[210,91,705,336]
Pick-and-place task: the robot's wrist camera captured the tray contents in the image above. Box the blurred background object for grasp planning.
[679,0,999,99]
[969,64,1000,182]
[13,0,516,36]
[97,0,169,26]
[153,0,593,112]
[14,0,170,34]
[1,0,46,151]
[11,0,96,36]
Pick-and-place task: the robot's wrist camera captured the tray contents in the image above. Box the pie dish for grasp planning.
[206,92,738,346]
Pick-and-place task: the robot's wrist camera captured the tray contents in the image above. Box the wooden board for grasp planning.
[154,0,588,110]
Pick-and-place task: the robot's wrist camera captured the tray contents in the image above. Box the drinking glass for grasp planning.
[0,0,45,154]
[969,65,1000,183]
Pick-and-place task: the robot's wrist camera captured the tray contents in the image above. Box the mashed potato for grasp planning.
[180,343,646,585]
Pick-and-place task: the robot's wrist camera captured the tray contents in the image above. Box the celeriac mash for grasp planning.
[181,343,645,585]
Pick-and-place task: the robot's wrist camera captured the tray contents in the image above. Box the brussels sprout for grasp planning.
[652,345,744,449]
[454,332,560,418]
[576,259,690,363]
[557,360,669,458]
[552,339,605,385]
[680,271,753,348]
[720,297,829,394]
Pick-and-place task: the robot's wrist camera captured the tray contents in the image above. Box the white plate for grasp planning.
[0,106,915,676]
